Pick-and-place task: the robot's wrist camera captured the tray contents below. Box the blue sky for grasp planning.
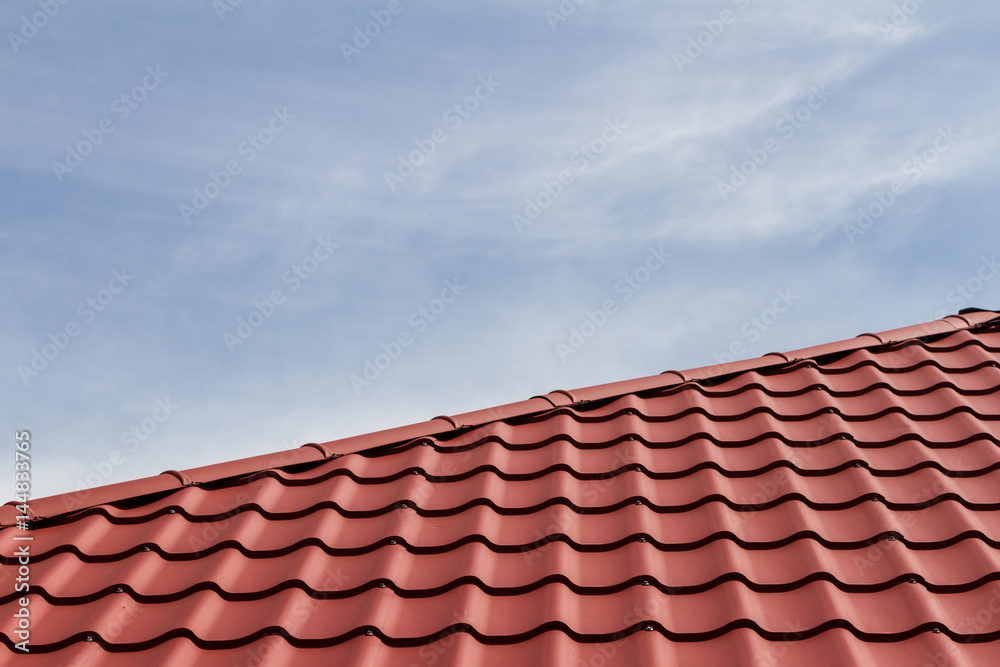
[3,1,999,500]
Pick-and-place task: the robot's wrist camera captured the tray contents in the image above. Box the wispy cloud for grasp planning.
[3,1,999,499]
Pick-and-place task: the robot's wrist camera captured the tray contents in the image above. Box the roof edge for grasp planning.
[5,307,998,526]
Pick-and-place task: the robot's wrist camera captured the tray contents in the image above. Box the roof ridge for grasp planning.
[5,308,998,527]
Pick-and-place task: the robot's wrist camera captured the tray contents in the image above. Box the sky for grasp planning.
[2,1,999,501]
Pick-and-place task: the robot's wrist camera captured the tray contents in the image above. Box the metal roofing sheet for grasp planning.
[3,310,1000,664]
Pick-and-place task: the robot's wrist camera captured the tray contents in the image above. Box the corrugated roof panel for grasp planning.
[2,311,1000,664]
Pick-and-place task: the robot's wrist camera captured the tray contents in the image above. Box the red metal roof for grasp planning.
[3,309,1000,665]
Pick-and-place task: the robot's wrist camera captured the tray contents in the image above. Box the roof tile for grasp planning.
[3,309,1000,664]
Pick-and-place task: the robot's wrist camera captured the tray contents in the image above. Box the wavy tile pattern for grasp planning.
[2,315,1000,665]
